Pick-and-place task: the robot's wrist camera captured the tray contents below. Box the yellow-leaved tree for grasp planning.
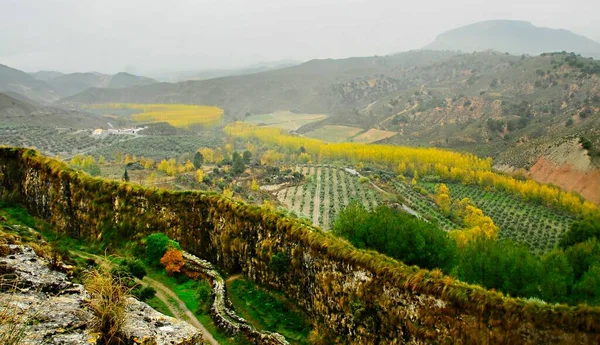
[450,205,499,248]
[195,169,204,183]
[435,183,452,216]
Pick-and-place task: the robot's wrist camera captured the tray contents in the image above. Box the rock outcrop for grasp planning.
[0,244,204,345]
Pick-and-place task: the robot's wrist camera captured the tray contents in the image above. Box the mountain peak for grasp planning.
[425,20,600,58]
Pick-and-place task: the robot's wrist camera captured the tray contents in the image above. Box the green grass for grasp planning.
[146,296,173,317]
[0,201,37,228]
[226,278,311,344]
[145,269,251,345]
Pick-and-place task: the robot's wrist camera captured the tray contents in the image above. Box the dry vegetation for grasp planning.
[84,266,131,344]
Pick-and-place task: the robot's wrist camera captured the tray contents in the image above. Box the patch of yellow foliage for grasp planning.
[225,122,598,217]
[84,103,223,129]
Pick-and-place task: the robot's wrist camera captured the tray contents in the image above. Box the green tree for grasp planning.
[539,250,574,303]
[456,238,541,298]
[146,233,180,266]
[572,265,600,305]
[565,238,600,280]
[559,215,600,249]
[193,151,204,169]
[333,202,456,272]
[580,137,593,150]
[231,152,246,175]
[122,168,129,182]
[242,150,252,164]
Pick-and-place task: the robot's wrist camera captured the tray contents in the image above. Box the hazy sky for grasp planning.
[1,0,599,75]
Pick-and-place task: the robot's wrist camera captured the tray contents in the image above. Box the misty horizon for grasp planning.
[2,0,600,75]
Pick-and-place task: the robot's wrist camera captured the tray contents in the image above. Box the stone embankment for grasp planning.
[183,252,288,345]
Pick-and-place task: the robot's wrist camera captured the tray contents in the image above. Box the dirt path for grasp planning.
[225,274,241,284]
[143,276,220,345]
[378,102,419,130]
[312,167,323,226]
[71,251,219,345]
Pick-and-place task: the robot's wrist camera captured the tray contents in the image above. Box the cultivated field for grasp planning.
[421,182,574,253]
[391,181,459,231]
[0,124,132,158]
[352,128,397,143]
[304,125,364,142]
[272,165,382,229]
[83,103,224,129]
[243,111,327,131]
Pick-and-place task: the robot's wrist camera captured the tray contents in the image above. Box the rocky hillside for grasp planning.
[64,50,458,116]
[0,239,203,344]
[424,20,600,58]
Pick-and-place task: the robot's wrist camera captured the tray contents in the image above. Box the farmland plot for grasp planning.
[276,165,382,229]
[391,181,459,231]
[421,182,574,254]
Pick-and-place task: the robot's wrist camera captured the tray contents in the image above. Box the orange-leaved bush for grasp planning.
[160,248,184,275]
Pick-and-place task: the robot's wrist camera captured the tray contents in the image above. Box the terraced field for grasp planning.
[274,165,382,229]
[351,128,397,143]
[421,182,574,254]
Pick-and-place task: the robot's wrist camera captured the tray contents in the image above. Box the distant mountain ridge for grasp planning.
[0,63,158,102]
[0,63,60,103]
[0,92,108,128]
[44,71,157,97]
[424,20,600,58]
[152,60,302,82]
[64,50,458,115]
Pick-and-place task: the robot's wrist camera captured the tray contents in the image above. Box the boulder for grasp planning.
[0,245,204,344]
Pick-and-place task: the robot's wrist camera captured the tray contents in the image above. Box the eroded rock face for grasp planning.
[0,245,203,345]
